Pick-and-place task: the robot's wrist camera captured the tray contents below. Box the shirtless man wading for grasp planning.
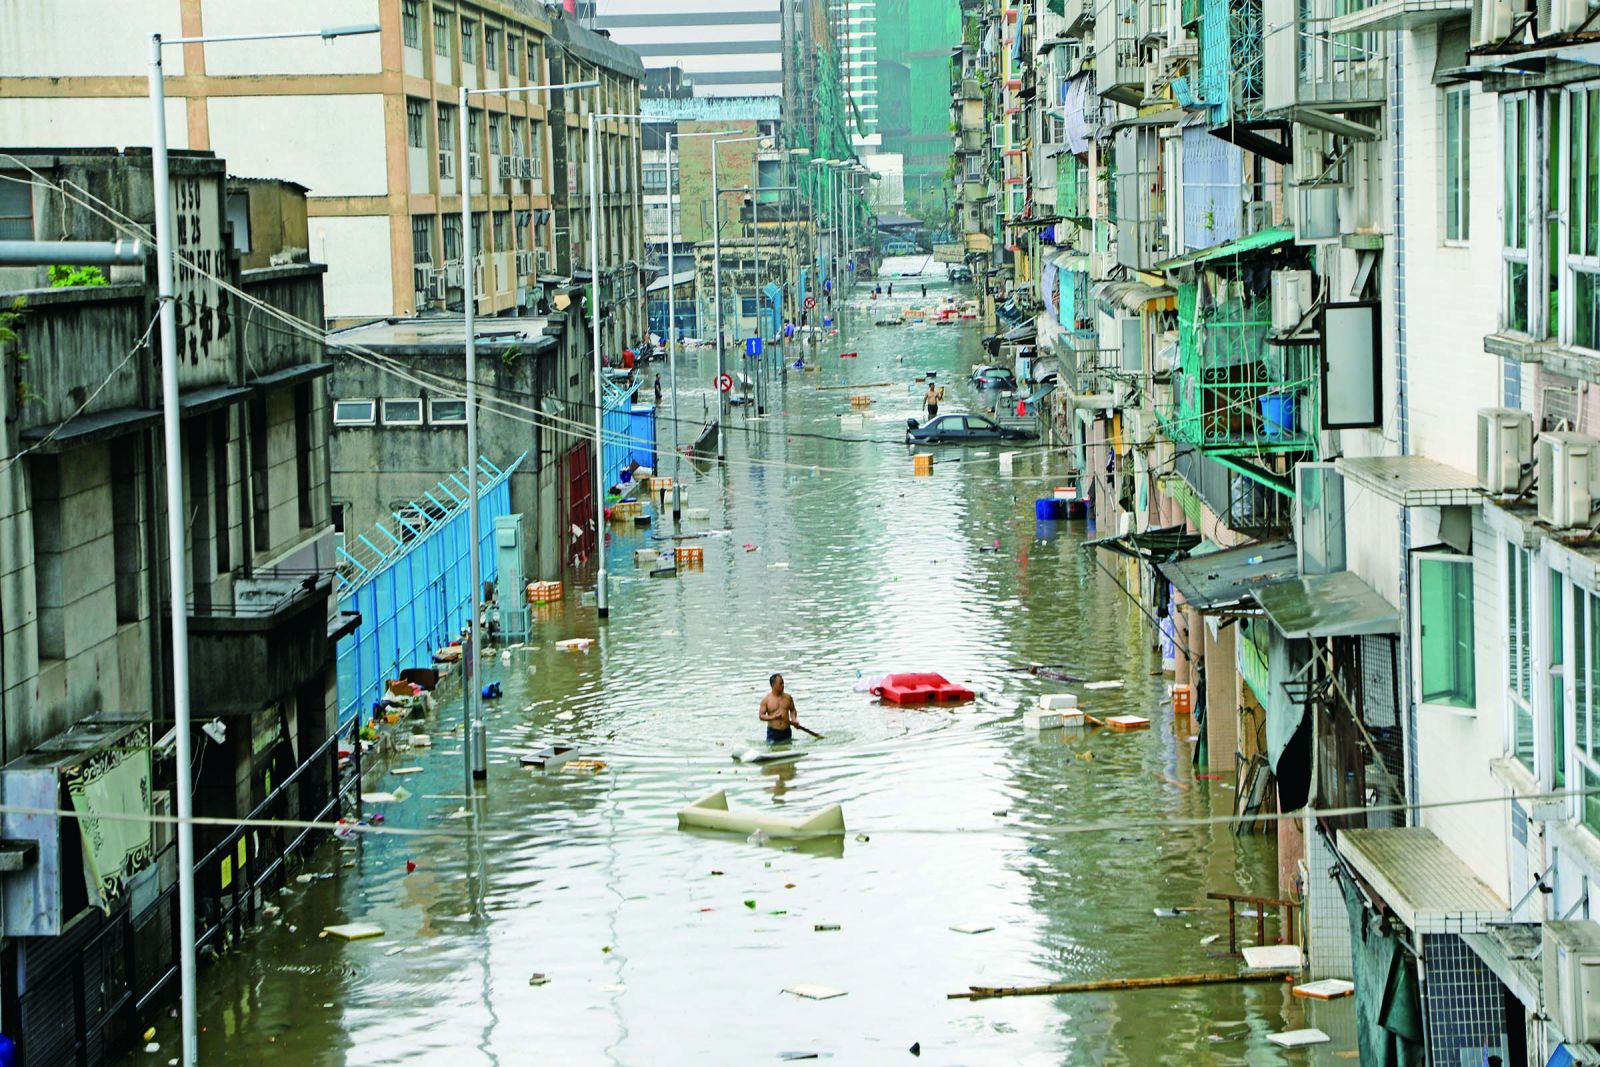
[759,673,800,744]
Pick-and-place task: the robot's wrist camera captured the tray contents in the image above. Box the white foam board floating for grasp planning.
[733,749,809,765]
[1023,707,1083,731]
[1037,693,1079,710]
[949,923,994,934]
[1265,1029,1330,1049]
[322,923,384,941]
[1084,680,1124,690]
[684,508,710,522]
[1293,978,1355,1000]
[1241,944,1304,971]
[782,984,847,1000]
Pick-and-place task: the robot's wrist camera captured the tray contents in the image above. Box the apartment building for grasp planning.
[0,148,352,1061]
[0,1,646,332]
[588,0,785,99]
[829,0,881,148]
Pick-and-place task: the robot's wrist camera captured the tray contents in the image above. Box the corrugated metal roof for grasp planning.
[1154,226,1295,270]
[1156,538,1298,613]
[1253,570,1400,639]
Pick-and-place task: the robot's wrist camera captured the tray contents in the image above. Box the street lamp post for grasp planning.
[662,128,735,504]
[458,78,596,789]
[709,133,764,461]
[147,25,378,1065]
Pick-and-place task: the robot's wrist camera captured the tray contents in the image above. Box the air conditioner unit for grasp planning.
[469,153,482,180]
[439,151,455,180]
[1476,407,1534,494]
[537,250,551,273]
[519,250,535,275]
[497,156,514,178]
[1270,270,1314,334]
[1537,0,1590,35]
[1293,127,1348,188]
[413,264,433,292]
[1537,431,1600,528]
[429,271,447,299]
[518,157,535,179]
[444,262,464,289]
[1244,201,1273,232]
[1472,0,1531,46]
[1543,921,1600,1043]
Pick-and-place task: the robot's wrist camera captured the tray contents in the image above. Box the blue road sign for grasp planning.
[745,336,763,357]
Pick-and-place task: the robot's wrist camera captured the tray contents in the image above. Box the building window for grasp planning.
[461,19,475,64]
[438,105,456,159]
[485,26,499,70]
[489,113,504,156]
[494,211,510,251]
[406,97,427,149]
[0,175,30,241]
[412,215,434,264]
[1574,587,1600,833]
[382,399,424,426]
[1504,94,1532,333]
[530,122,545,175]
[1444,86,1470,242]
[1563,87,1600,350]
[430,398,467,424]
[433,9,452,57]
[443,214,463,261]
[472,211,487,255]
[507,36,519,79]
[1416,552,1476,709]
[643,162,677,194]
[402,0,421,48]
[334,399,376,425]
[1509,541,1535,772]
[1553,567,1568,788]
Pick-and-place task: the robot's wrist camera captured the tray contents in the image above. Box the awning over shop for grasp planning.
[1155,538,1298,613]
[1153,225,1296,271]
[1092,280,1176,314]
[1335,455,1480,507]
[1254,570,1401,639]
[1052,249,1089,271]
[1338,827,1509,933]
[1085,524,1202,562]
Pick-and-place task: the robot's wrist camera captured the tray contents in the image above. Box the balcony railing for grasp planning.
[1094,0,1156,104]
[1198,0,1265,123]
[1263,0,1386,117]
[1167,288,1319,454]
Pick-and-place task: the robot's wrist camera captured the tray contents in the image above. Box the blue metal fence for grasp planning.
[333,454,525,724]
[602,379,657,487]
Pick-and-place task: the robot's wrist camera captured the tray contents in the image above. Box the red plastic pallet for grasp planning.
[870,673,975,706]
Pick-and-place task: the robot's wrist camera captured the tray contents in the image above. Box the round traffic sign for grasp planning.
[804,296,817,310]
[716,372,734,393]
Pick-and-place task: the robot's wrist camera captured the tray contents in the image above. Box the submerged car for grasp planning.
[905,413,1036,444]
[969,365,1018,391]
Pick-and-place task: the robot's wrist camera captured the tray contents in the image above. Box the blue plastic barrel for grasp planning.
[1259,394,1296,439]
[1036,498,1064,520]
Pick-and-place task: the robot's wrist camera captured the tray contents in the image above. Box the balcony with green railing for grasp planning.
[1197,0,1264,124]
[1162,283,1319,456]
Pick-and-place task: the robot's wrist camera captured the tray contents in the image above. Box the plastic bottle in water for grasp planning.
[747,829,769,847]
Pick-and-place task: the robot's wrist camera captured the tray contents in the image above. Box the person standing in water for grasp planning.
[924,381,940,421]
[759,673,800,743]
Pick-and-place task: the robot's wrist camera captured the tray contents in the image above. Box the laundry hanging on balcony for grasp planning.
[1063,76,1093,154]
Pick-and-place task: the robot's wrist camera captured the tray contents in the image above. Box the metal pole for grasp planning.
[0,239,147,265]
[753,169,762,415]
[460,85,487,784]
[589,112,609,618]
[712,143,725,461]
[665,132,679,480]
[149,37,200,1067]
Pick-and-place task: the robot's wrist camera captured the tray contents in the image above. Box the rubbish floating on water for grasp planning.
[322,923,384,941]
[1026,844,1050,856]
[743,543,759,552]
[769,561,791,570]
[1152,908,1194,918]
[1024,707,1082,731]
[384,946,407,957]
[733,749,807,765]
[783,984,847,1000]
[814,924,841,932]
[390,766,424,776]
[1242,945,1303,971]
[145,1043,160,1054]
[909,1043,921,1057]
[528,973,551,987]
[1293,979,1355,1000]
[1266,1029,1330,1049]
[950,923,994,935]
[747,830,769,847]
[520,745,578,771]
[143,1028,156,1042]
[555,710,577,722]
[1085,680,1125,690]
[410,734,433,748]
[1105,715,1151,732]
[560,759,607,774]
[744,900,758,910]
[676,789,846,838]
[405,860,416,873]
[779,1054,820,1062]
[1199,934,1221,946]
[556,638,594,652]
[870,673,975,705]
[1037,693,1080,711]
[362,788,410,804]
[855,834,870,843]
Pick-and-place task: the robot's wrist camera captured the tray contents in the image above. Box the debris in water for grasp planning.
[814,924,841,932]
[1266,1029,1330,1049]
[322,923,384,941]
[783,984,847,1000]
[950,923,994,934]
[528,973,550,987]
[1026,844,1049,855]
[909,1043,921,1057]
[744,900,757,910]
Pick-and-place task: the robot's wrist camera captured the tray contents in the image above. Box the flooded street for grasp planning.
[141,277,1354,1064]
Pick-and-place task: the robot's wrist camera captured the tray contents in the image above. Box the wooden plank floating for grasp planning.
[948,970,1298,1000]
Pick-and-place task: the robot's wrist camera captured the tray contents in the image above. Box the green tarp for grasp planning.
[1340,872,1425,1067]
[1154,225,1296,270]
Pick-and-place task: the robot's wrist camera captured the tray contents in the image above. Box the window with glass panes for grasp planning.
[530,122,545,176]
[1553,567,1568,788]
[1563,85,1600,350]
[433,10,452,57]
[468,109,482,156]
[1509,542,1536,772]
[438,105,456,159]
[1573,587,1600,834]
[489,114,504,156]
[473,212,487,255]
[406,98,427,148]
[443,214,463,261]
[1445,86,1470,242]
[494,211,510,252]
[0,174,30,240]
[1417,554,1476,709]
[507,37,519,79]
[1503,94,1532,333]
[485,27,499,70]
[461,19,475,63]
[411,215,434,264]
[403,0,420,48]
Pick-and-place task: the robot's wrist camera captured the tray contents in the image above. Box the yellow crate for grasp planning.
[913,454,934,475]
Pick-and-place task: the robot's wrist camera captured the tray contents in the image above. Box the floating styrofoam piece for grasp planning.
[1037,693,1079,710]
[769,562,791,570]
[556,638,593,652]
[1024,707,1078,731]
[410,734,433,747]
[1265,1029,1330,1049]
[782,984,847,1000]
[362,790,409,804]
[1085,680,1124,690]
[520,745,577,771]
[684,507,710,522]
[390,766,424,776]
[998,451,1017,473]
[1105,714,1150,731]
[322,923,384,941]
[949,923,994,934]
[1241,944,1304,970]
[1292,978,1355,1000]
[634,548,659,565]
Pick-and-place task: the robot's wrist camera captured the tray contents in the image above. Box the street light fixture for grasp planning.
[458,77,597,792]
[146,24,379,1066]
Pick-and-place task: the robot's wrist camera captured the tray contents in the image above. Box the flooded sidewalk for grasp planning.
[131,297,1355,1065]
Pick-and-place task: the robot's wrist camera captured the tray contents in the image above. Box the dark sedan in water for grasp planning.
[970,365,1018,391]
